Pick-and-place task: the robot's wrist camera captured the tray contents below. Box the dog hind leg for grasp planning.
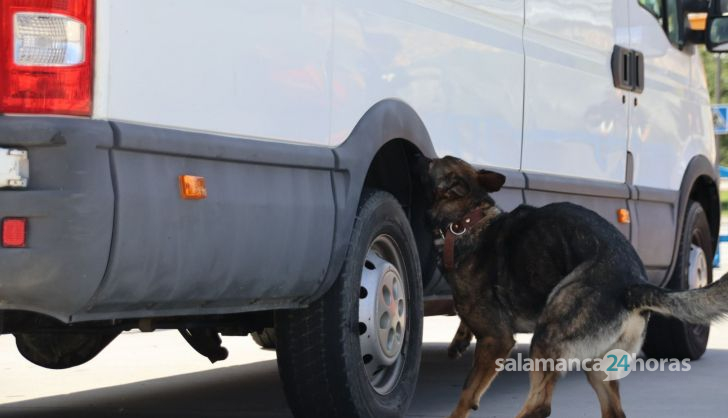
[585,368,626,418]
[447,334,515,418]
[448,320,474,359]
[583,311,646,418]
[514,368,559,418]
[514,337,563,418]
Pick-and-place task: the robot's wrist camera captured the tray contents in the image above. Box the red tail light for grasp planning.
[2,218,27,248]
[0,0,94,116]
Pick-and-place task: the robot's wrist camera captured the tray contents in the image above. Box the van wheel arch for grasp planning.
[661,156,720,286]
[361,139,438,290]
[688,174,720,256]
[307,100,439,304]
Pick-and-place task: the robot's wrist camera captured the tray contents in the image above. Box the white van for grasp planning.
[0,0,725,416]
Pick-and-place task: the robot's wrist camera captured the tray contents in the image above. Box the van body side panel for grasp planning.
[95,0,334,146]
[627,4,714,191]
[82,124,337,318]
[521,0,629,183]
[330,0,524,169]
[633,190,678,268]
[626,4,715,271]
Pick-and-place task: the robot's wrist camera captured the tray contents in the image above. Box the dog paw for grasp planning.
[446,411,471,418]
[518,406,551,418]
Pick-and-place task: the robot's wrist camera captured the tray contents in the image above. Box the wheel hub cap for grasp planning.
[358,235,407,394]
[688,244,708,289]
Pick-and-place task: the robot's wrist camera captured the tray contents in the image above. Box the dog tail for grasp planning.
[626,273,728,324]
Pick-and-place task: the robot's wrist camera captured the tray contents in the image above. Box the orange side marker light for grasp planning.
[688,13,707,31]
[179,175,207,200]
[617,208,631,224]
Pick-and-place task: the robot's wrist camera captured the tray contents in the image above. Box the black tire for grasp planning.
[275,190,423,418]
[251,328,276,349]
[643,200,713,360]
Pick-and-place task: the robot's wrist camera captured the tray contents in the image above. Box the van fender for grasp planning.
[303,99,437,303]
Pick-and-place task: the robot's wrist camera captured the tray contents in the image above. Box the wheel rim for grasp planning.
[687,232,710,344]
[688,243,709,290]
[358,234,407,395]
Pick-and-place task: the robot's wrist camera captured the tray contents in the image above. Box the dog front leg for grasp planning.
[448,320,474,359]
[447,334,515,418]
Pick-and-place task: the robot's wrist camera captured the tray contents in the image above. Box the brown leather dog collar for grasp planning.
[442,208,486,271]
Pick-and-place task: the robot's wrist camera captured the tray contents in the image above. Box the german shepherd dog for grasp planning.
[421,156,728,418]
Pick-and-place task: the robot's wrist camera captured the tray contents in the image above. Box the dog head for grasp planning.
[422,155,506,229]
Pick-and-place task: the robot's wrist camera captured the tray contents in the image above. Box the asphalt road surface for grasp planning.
[1,313,728,418]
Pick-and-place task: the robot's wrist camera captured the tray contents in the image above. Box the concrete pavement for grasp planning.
[1,315,727,417]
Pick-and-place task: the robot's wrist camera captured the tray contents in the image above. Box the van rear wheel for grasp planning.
[275,190,423,418]
[643,201,712,360]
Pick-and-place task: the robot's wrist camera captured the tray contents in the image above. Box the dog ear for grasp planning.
[477,170,506,192]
